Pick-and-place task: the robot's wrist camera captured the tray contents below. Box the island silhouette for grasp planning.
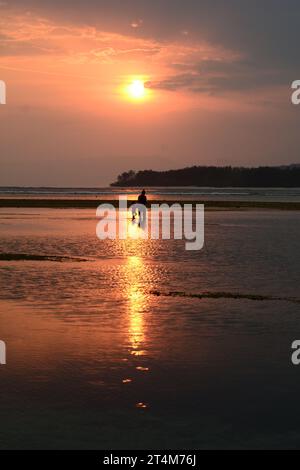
[111,164,300,187]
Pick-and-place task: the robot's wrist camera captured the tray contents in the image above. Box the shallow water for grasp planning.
[2,186,300,202]
[0,208,300,449]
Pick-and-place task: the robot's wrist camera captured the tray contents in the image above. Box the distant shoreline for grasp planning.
[1,198,300,210]
[111,165,300,187]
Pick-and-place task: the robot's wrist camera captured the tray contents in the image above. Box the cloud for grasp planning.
[0,14,65,57]
[1,1,298,93]
[0,12,162,62]
[0,8,230,82]
[146,57,295,95]
[131,19,143,29]
[8,0,300,67]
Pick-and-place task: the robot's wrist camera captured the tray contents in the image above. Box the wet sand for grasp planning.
[1,208,300,449]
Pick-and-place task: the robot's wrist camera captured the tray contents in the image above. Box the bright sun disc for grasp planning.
[128,80,146,99]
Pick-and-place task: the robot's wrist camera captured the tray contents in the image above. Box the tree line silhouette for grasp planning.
[111,165,300,187]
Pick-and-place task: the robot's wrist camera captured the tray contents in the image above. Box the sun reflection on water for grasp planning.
[126,255,147,354]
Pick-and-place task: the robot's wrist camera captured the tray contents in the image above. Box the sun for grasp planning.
[121,77,151,103]
[127,80,146,100]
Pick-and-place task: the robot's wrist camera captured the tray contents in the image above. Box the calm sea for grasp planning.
[1,186,300,202]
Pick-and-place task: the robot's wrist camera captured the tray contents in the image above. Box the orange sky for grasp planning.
[0,2,299,186]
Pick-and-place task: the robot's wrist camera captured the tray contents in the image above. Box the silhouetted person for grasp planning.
[138,189,147,206]
[132,190,147,224]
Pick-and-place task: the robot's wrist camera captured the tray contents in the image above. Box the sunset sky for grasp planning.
[0,0,300,186]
